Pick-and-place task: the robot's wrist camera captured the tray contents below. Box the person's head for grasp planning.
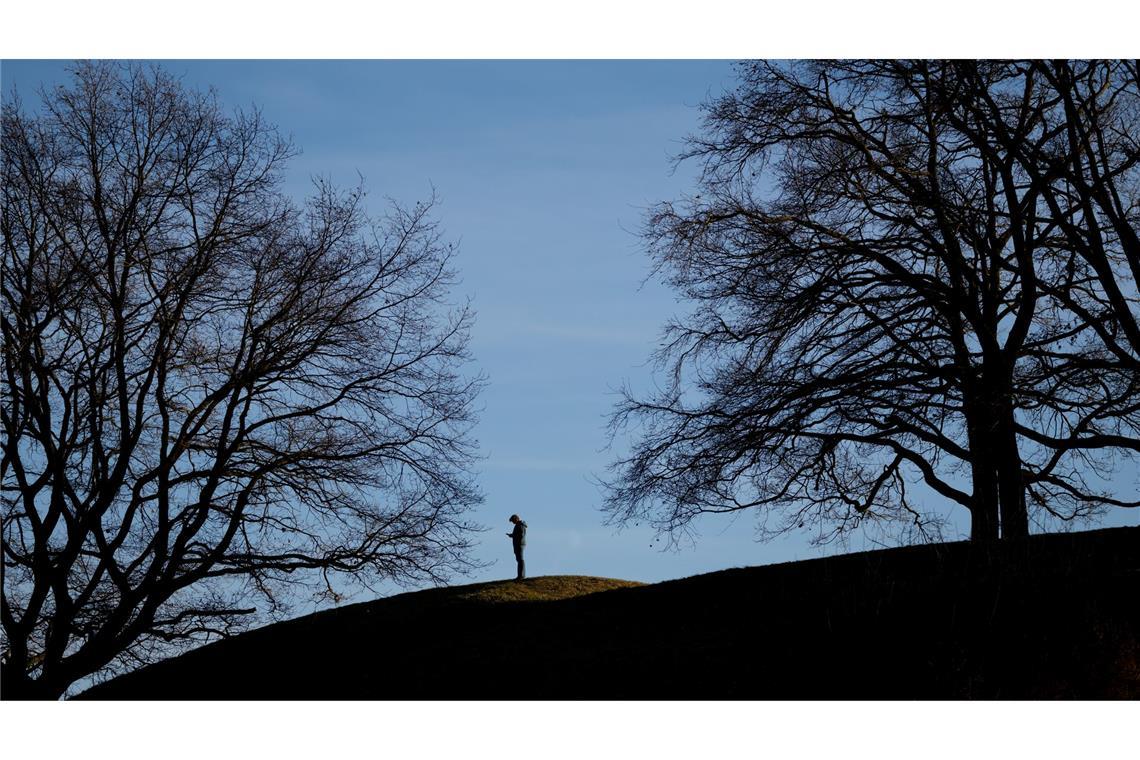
[509,514,520,524]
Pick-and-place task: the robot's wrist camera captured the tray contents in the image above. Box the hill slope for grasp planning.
[82,527,1140,699]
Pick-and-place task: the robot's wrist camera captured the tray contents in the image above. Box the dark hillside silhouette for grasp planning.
[81,526,1139,700]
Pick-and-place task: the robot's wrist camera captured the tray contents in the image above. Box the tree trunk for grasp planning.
[965,391,1000,543]
[971,366,1029,541]
[969,469,999,542]
[967,446,1000,542]
[993,382,1029,539]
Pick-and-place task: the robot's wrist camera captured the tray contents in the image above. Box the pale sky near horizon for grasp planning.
[3,60,1136,598]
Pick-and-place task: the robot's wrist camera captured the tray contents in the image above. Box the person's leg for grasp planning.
[515,548,525,580]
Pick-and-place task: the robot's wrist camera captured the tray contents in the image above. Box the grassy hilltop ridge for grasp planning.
[81,526,1140,700]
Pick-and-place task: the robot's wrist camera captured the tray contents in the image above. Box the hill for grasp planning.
[81,526,1140,699]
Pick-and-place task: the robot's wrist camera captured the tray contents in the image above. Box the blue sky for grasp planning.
[3,60,1135,594]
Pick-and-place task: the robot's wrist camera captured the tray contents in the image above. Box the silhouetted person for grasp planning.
[507,514,527,580]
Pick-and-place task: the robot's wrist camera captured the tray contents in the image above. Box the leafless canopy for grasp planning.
[605,60,1139,548]
[2,63,483,698]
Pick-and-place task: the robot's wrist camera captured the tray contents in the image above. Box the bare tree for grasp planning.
[604,60,1139,550]
[2,63,483,699]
